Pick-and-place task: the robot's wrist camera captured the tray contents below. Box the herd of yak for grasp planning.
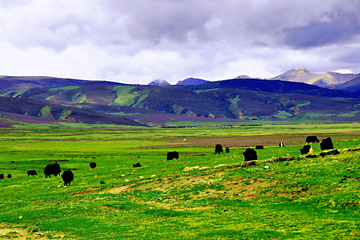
[0,136,334,186]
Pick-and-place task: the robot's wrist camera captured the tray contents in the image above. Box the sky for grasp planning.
[1,0,360,85]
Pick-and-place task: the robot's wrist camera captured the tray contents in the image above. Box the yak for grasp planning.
[0,174,4,179]
[167,151,179,160]
[90,162,97,169]
[133,162,141,167]
[243,148,257,161]
[320,137,334,150]
[255,145,264,149]
[44,163,61,178]
[300,145,312,154]
[225,147,230,153]
[27,170,38,176]
[215,144,223,154]
[306,136,319,144]
[61,170,74,186]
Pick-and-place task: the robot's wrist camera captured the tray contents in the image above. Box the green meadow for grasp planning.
[0,123,359,239]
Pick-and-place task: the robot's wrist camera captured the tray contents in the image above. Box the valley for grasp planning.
[0,123,359,239]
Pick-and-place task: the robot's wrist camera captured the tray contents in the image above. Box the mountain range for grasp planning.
[269,68,360,89]
[1,71,360,127]
[149,68,360,91]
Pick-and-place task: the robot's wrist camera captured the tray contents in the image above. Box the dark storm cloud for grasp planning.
[283,11,360,49]
[103,0,233,44]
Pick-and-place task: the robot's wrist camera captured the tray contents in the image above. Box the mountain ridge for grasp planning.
[270,68,360,88]
[1,74,360,126]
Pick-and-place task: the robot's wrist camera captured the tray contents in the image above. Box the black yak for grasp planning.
[255,145,264,149]
[243,148,257,161]
[27,170,38,176]
[215,144,223,154]
[44,163,61,178]
[225,147,230,153]
[306,136,319,144]
[7,174,11,178]
[0,174,4,179]
[133,162,141,167]
[167,151,179,160]
[61,170,74,186]
[300,145,312,154]
[320,137,334,150]
[90,162,97,169]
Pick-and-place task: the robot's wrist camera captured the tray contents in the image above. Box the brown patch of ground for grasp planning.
[100,184,133,194]
[101,168,287,209]
[72,187,100,196]
[0,223,65,240]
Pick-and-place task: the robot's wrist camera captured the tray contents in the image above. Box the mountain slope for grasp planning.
[188,78,360,98]
[1,75,360,124]
[335,76,360,92]
[0,96,145,126]
[2,81,360,123]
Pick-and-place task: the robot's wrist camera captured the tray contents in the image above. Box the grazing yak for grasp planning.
[7,174,11,178]
[306,136,319,144]
[279,142,285,147]
[243,148,257,161]
[300,145,313,154]
[0,174,4,179]
[215,144,223,154]
[225,147,230,153]
[133,162,141,167]
[167,151,179,160]
[44,163,61,178]
[61,170,74,186]
[27,170,38,176]
[255,145,264,149]
[90,162,97,169]
[320,137,334,150]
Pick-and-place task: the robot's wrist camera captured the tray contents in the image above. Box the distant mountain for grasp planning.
[233,75,254,79]
[270,68,359,88]
[188,78,360,98]
[148,79,171,86]
[176,78,210,86]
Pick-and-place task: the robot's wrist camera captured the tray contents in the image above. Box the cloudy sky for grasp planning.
[1,0,360,84]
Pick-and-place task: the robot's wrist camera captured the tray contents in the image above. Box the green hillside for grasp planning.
[2,83,360,124]
[0,97,145,127]
[1,76,360,126]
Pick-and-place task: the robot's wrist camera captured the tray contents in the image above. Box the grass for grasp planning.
[0,122,359,239]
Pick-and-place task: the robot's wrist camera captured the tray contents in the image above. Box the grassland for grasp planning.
[0,123,359,239]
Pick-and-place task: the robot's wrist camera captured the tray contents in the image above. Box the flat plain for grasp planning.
[0,123,359,239]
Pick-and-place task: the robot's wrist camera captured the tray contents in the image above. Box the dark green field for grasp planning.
[0,123,359,239]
